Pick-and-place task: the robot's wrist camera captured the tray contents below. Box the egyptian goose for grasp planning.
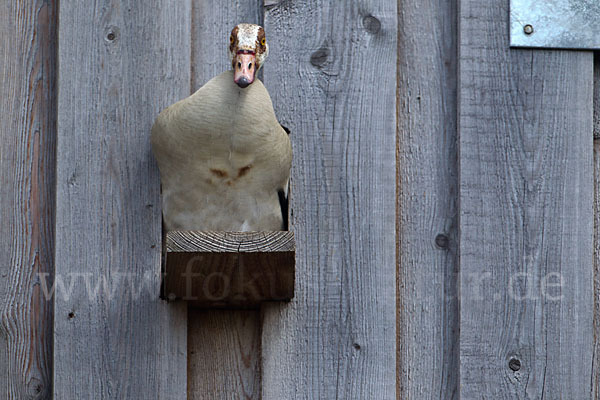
[151,23,292,231]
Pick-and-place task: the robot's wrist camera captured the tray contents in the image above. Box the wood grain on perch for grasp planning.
[163,231,295,308]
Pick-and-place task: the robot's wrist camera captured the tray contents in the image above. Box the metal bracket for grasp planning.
[510,0,600,49]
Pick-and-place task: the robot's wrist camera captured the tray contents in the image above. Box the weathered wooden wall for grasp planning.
[261,1,398,399]
[397,0,458,397]
[459,1,594,398]
[2,1,599,399]
[53,0,189,398]
[0,1,56,398]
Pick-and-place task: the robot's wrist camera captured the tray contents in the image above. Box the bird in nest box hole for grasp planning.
[151,23,292,231]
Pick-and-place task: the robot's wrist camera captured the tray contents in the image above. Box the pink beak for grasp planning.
[234,51,257,88]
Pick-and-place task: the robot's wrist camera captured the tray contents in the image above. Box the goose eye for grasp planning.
[261,38,266,46]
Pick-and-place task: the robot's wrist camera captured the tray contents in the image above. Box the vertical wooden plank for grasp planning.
[459,1,594,398]
[261,2,397,398]
[0,1,56,398]
[397,0,458,398]
[593,52,600,400]
[54,1,189,398]
[594,139,600,400]
[187,2,263,399]
[594,53,600,141]
[188,310,261,399]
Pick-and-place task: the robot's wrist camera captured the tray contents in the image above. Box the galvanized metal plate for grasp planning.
[510,0,600,49]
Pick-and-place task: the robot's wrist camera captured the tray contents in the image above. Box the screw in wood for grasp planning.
[523,24,534,35]
[105,27,118,42]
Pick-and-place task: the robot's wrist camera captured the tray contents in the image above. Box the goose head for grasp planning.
[228,23,269,88]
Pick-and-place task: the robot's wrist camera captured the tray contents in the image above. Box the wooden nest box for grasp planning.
[162,231,295,308]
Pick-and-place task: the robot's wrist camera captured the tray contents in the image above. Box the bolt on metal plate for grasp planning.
[510,0,600,49]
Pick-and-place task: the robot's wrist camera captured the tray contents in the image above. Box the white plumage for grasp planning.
[151,24,291,231]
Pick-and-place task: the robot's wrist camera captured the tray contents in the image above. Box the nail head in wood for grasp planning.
[104,26,119,43]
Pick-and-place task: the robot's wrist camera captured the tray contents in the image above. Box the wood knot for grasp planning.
[310,48,329,68]
[363,15,381,34]
[508,357,521,371]
[27,378,45,397]
[435,234,449,249]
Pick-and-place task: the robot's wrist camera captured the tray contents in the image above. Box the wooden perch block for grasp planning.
[163,231,295,308]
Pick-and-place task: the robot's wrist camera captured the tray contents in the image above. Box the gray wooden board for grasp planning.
[188,310,261,400]
[459,1,594,397]
[0,1,56,398]
[187,2,264,398]
[397,0,459,397]
[594,139,600,400]
[595,53,600,140]
[261,1,397,398]
[53,1,190,398]
[594,54,600,400]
